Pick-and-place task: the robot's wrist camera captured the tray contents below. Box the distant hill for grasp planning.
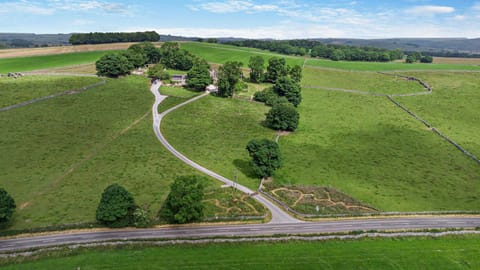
[310,38,480,54]
[1,33,479,56]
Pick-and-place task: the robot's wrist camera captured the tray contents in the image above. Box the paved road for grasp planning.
[2,216,480,252]
[149,82,300,224]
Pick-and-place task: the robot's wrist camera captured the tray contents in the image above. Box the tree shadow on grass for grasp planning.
[233,159,258,179]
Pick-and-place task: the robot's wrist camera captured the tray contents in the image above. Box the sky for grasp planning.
[1,0,479,39]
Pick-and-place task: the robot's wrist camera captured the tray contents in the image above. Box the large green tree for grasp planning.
[265,103,300,131]
[187,59,212,90]
[96,184,136,228]
[96,53,134,77]
[159,176,205,224]
[217,61,243,97]
[0,188,16,223]
[246,139,282,178]
[289,65,303,83]
[248,56,265,83]
[273,76,302,107]
[265,57,289,83]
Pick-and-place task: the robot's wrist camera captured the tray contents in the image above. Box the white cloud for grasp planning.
[48,0,130,14]
[0,1,54,15]
[406,5,455,15]
[72,19,95,25]
[453,15,465,21]
[473,2,480,11]
[197,0,279,13]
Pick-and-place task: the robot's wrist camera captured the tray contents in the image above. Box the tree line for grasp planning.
[225,39,404,62]
[69,31,160,45]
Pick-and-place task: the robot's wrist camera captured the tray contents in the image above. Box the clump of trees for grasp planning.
[217,61,244,97]
[69,31,160,45]
[227,39,404,62]
[147,64,170,81]
[96,53,134,77]
[265,103,300,131]
[246,139,282,178]
[187,58,213,90]
[96,184,137,228]
[406,51,433,63]
[158,42,195,71]
[0,188,16,223]
[159,176,205,224]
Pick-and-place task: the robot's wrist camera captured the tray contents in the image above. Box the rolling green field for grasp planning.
[162,95,275,190]
[3,235,480,269]
[163,66,480,212]
[302,67,425,95]
[306,58,480,71]
[181,42,305,67]
[0,51,113,73]
[395,72,480,158]
[0,75,102,108]
[159,85,199,98]
[0,76,262,230]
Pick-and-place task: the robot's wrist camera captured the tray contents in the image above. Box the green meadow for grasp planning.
[0,75,102,108]
[0,51,113,73]
[181,42,305,67]
[306,58,480,71]
[3,235,480,269]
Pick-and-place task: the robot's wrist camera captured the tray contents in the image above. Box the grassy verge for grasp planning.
[306,58,480,71]
[0,75,102,108]
[159,85,200,98]
[0,51,114,73]
[181,42,305,67]
[2,235,480,269]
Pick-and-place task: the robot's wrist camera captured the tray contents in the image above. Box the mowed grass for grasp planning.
[162,95,275,190]
[3,235,480,269]
[0,51,113,73]
[395,72,480,157]
[0,75,102,108]
[306,58,480,71]
[159,86,199,98]
[0,76,227,230]
[303,67,425,95]
[181,42,305,67]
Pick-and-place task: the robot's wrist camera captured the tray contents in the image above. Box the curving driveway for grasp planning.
[150,81,301,224]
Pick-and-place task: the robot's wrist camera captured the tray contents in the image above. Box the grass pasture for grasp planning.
[306,58,480,71]
[162,65,480,212]
[181,42,305,67]
[0,75,102,108]
[395,72,480,158]
[0,75,263,230]
[0,51,114,73]
[3,235,480,269]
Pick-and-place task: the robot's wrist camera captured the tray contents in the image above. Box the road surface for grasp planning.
[1,216,480,252]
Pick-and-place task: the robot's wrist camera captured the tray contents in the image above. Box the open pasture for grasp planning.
[3,235,480,269]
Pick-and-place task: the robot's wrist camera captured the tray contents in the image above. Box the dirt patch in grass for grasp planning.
[265,183,378,215]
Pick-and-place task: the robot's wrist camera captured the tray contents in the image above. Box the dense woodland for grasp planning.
[69,31,160,45]
[225,40,404,62]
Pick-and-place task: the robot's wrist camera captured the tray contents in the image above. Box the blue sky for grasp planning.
[1,0,479,38]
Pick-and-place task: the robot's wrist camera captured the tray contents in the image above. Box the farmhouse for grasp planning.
[171,74,187,85]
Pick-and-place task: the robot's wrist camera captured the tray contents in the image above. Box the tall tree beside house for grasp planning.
[217,61,243,97]
[246,139,282,178]
[248,56,265,83]
[187,59,213,91]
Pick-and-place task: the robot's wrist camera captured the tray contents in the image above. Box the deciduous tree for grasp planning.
[96,184,136,228]
[248,56,265,83]
[265,103,300,131]
[246,139,282,178]
[0,188,15,223]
